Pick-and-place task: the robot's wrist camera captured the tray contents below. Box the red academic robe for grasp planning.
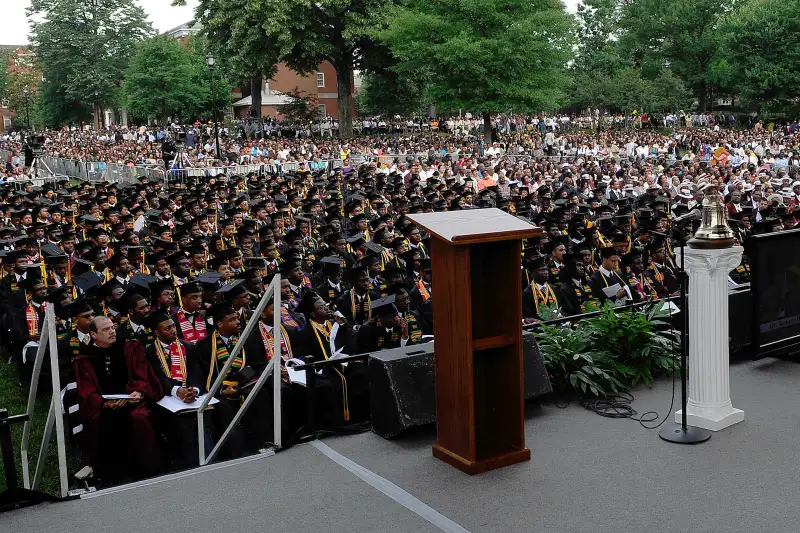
[73,340,163,480]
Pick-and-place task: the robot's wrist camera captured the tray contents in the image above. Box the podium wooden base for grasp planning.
[433,444,531,475]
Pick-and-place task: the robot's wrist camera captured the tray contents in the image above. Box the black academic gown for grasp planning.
[356,319,414,354]
[190,333,266,455]
[144,339,206,468]
[243,324,307,443]
[313,279,345,304]
[335,290,372,327]
[558,278,595,317]
[589,268,629,304]
[298,320,369,425]
[522,282,559,320]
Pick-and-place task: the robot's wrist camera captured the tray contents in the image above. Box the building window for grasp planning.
[318,104,327,117]
[316,72,325,88]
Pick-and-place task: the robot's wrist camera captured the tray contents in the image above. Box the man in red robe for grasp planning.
[73,316,162,484]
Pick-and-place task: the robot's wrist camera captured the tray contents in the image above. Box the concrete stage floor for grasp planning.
[7,357,800,533]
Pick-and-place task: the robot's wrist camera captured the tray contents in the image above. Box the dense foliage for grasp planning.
[536,304,679,399]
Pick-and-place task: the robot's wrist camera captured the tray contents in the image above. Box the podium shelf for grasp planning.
[407,208,543,245]
[473,335,516,351]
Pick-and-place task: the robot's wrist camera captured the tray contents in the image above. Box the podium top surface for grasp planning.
[407,208,543,245]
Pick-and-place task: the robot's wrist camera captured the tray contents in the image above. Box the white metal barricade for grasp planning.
[197,274,282,465]
[19,305,70,498]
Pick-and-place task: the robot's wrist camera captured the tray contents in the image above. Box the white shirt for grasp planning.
[77,330,90,345]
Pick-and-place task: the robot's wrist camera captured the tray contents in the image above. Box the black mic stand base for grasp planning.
[658,422,711,444]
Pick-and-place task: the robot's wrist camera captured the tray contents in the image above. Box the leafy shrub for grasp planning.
[535,303,679,398]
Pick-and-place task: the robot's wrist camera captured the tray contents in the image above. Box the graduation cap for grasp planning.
[59,299,94,320]
[320,256,346,273]
[599,246,619,259]
[371,295,398,317]
[346,234,366,248]
[207,301,238,323]
[130,273,155,289]
[146,309,174,330]
[294,291,323,316]
[71,257,96,277]
[73,271,102,293]
[197,271,224,287]
[174,279,201,295]
[216,279,249,301]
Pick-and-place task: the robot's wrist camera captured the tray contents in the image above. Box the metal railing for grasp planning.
[196,274,282,465]
[20,304,70,498]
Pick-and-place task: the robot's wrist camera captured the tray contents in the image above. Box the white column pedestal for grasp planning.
[674,245,744,431]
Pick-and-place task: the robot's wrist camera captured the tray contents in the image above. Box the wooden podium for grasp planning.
[407,209,544,475]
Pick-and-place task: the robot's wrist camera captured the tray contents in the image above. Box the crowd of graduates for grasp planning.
[6,121,799,486]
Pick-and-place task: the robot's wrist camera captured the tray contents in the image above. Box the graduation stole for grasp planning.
[351,290,372,322]
[176,309,207,343]
[26,301,43,338]
[302,273,312,289]
[649,263,665,283]
[280,305,300,329]
[404,313,423,342]
[220,235,237,250]
[531,282,557,316]
[377,323,400,348]
[637,273,659,300]
[312,321,350,421]
[155,340,187,385]
[258,322,293,363]
[208,331,245,390]
[573,281,599,313]
[416,280,431,303]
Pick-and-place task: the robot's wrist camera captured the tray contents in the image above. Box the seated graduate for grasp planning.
[590,246,631,304]
[335,265,374,328]
[191,301,271,456]
[171,281,208,343]
[356,295,415,353]
[408,258,433,313]
[72,316,162,483]
[522,253,559,321]
[296,291,369,424]
[216,279,252,330]
[243,295,307,443]
[143,309,206,469]
[558,251,599,316]
[117,291,153,344]
[313,256,346,303]
[384,283,425,341]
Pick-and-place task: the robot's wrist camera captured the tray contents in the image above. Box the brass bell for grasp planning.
[689,194,736,249]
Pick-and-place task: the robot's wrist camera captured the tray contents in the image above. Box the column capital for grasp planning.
[682,246,743,276]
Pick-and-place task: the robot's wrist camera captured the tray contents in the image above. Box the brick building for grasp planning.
[0,45,32,134]
[162,21,357,120]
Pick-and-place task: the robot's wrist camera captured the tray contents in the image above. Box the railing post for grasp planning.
[197,276,279,465]
[272,274,282,448]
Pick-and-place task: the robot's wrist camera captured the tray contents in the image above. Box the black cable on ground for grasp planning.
[579,304,680,430]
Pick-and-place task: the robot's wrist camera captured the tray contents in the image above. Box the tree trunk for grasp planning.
[483,112,492,146]
[250,76,263,119]
[335,58,355,139]
[697,83,708,113]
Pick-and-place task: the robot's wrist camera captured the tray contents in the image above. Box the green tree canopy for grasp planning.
[28,0,153,127]
[123,36,231,124]
[379,0,573,143]
[5,64,43,130]
[242,0,388,138]
[719,0,800,115]
[175,0,282,120]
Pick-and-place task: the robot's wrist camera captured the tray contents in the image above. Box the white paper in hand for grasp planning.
[602,283,622,298]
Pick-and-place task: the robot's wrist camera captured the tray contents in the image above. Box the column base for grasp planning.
[675,406,744,431]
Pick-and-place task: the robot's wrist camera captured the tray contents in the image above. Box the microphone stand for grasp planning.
[658,215,711,444]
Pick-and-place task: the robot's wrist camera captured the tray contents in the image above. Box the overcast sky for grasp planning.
[2,0,580,46]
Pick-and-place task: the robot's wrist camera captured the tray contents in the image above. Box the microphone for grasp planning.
[672,207,701,224]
